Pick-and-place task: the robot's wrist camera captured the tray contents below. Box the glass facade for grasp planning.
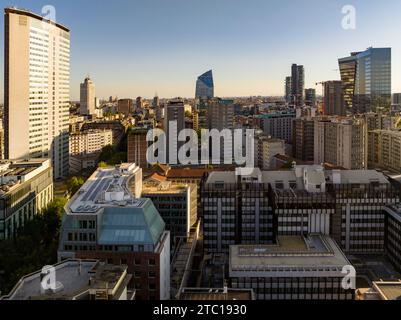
[339,47,391,114]
[195,70,214,99]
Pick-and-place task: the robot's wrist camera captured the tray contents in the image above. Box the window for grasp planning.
[149,283,156,291]
[149,271,156,278]
[134,258,141,265]
[148,259,156,266]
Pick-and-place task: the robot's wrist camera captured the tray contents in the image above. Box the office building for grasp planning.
[0,159,53,240]
[69,129,113,174]
[201,168,275,254]
[207,98,235,163]
[256,112,295,144]
[0,260,135,300]
[81,120,128,146]
[127,127,150,169]
[290,64,305,107]
[257,136,285,170]
[304,88,316,107]
[293,118,315,161]
[164,99,186,164]
[141,177,197,246]
[153,95,160,108]
[314,118,365,169]
[368,130,401,172]
[4,8,70,179]
[80,77,96,116]
[384,205,401,273]
[285,77,292,104]
[323,81,345,116]
[339,47,391,114]
[195,70,214,99]
[58,164,170,300]
[117,99,134,116]
[201,165,398,255]
[136,97,143,110]
[229,234,355,300]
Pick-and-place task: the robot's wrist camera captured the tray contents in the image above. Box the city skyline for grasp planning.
[0,0,401,100]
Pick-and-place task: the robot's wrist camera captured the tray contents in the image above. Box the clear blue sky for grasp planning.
[0,0,401,100]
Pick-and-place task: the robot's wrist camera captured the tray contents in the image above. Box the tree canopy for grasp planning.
[0,198,67,296]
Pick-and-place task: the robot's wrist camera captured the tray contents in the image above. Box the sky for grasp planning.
[0,0,401,100]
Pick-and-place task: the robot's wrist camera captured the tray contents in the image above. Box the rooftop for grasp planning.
[230,234,351,272]
[180,288,254,301]
[372,281,401,300]
[142,181,188,195]
[1,260,131,300]
[205,166,391,190]
[5,7,70,32]
[0,159,51,196]
[67,163,142,215]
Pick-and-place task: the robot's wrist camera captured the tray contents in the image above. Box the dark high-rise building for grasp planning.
[164,99,186,164]
[304,88,316,107]
[195,70,214,99]
[153,95,160,108]
[290,64,305,107]
[293,118,315,161]
[323,81,346,116]
[339,47,391,114]
[136,96,144,110]
[285,76,292,103]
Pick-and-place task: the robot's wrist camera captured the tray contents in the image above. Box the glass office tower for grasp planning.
[339,47,391,114]
[195,70,214,99]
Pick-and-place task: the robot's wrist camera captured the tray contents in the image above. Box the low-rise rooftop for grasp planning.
[1,260,133,300]
[66,163,142,215]
[230,234,351,275]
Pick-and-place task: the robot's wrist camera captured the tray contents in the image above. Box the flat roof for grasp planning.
[205,167,390,187]
[230,235,350,270]
[2,260,130,300]
[67,164,144,214]
[373,281,401,300]
[180,288,254,300]
[5,7,69,32]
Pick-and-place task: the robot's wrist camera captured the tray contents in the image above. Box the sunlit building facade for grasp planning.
[339,47,391,114]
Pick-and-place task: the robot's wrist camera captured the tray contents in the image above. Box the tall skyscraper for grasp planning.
[339,47,391,114]
[207,98,234,163]
[80,77,96,116]
[304,88,316,107]
[290,64,305,107]
[323,81,345,116]
[4,8,70,179]
[164,99,185,164]
[285,76,292,103]
[153,95,160,108]
[195,70,214,99]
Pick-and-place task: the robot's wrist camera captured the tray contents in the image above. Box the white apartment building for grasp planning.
[258,136,285,170]
[4,8,70,179]
[69,129,113,174]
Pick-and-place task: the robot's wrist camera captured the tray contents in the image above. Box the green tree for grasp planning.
[68,176,85,195]
[0,198,67,295]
